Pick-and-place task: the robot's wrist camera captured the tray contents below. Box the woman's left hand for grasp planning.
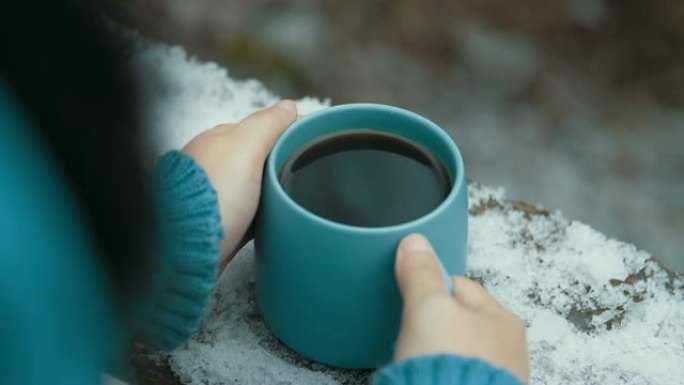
[182,100,297,272]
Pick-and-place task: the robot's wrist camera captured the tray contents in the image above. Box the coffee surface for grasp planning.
[279,130,452,227]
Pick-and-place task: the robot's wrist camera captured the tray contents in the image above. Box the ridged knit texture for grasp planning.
[139,150,224,351]
[373,355,524,385]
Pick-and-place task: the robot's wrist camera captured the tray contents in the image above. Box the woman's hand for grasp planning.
[394,233,530,382]
[182,100,297,272]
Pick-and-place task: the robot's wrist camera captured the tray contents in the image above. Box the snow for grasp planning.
[127,38,328,156]
[131,40,684,385]
[467,187,684,385]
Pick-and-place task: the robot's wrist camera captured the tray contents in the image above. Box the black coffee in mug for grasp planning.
[278,130,452,227]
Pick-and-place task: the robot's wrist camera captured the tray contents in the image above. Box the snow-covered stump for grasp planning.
[130,40,684,385]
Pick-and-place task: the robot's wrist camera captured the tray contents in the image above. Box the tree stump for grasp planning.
[129,37,684,385]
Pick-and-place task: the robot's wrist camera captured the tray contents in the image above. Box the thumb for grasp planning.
[235,100,298,158]
[395,234,450,307]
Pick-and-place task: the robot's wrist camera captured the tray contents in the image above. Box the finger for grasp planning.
[234,100,297,158]
[451,276,503,313]
[395,234,450,307]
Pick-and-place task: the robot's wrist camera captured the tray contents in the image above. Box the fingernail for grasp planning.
[275,99,297,114]
[400,233,433,255]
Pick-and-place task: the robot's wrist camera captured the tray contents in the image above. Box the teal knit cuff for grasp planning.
[140,150,224,351]
[373,355,524,385]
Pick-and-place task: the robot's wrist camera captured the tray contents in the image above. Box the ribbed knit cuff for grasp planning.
[139,150,224,351]
[373,355,524,385]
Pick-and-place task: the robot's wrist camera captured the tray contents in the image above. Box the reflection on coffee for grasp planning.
[279,130,452,227]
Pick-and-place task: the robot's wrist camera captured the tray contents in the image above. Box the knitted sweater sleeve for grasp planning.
[373,355,524,385]
[137,150,224,351]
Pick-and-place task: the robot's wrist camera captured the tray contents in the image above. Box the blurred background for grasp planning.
[110,0,683,272]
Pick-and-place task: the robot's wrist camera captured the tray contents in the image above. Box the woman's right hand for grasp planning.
[393,234,530,383]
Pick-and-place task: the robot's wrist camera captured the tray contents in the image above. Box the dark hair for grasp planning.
[0,0,154,317]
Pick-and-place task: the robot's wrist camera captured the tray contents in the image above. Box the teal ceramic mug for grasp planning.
[254,103,468,369]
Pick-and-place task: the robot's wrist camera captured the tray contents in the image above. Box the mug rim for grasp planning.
[266,103,466,234]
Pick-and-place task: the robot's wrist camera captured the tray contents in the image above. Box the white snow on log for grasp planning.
[132,40,684,385]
